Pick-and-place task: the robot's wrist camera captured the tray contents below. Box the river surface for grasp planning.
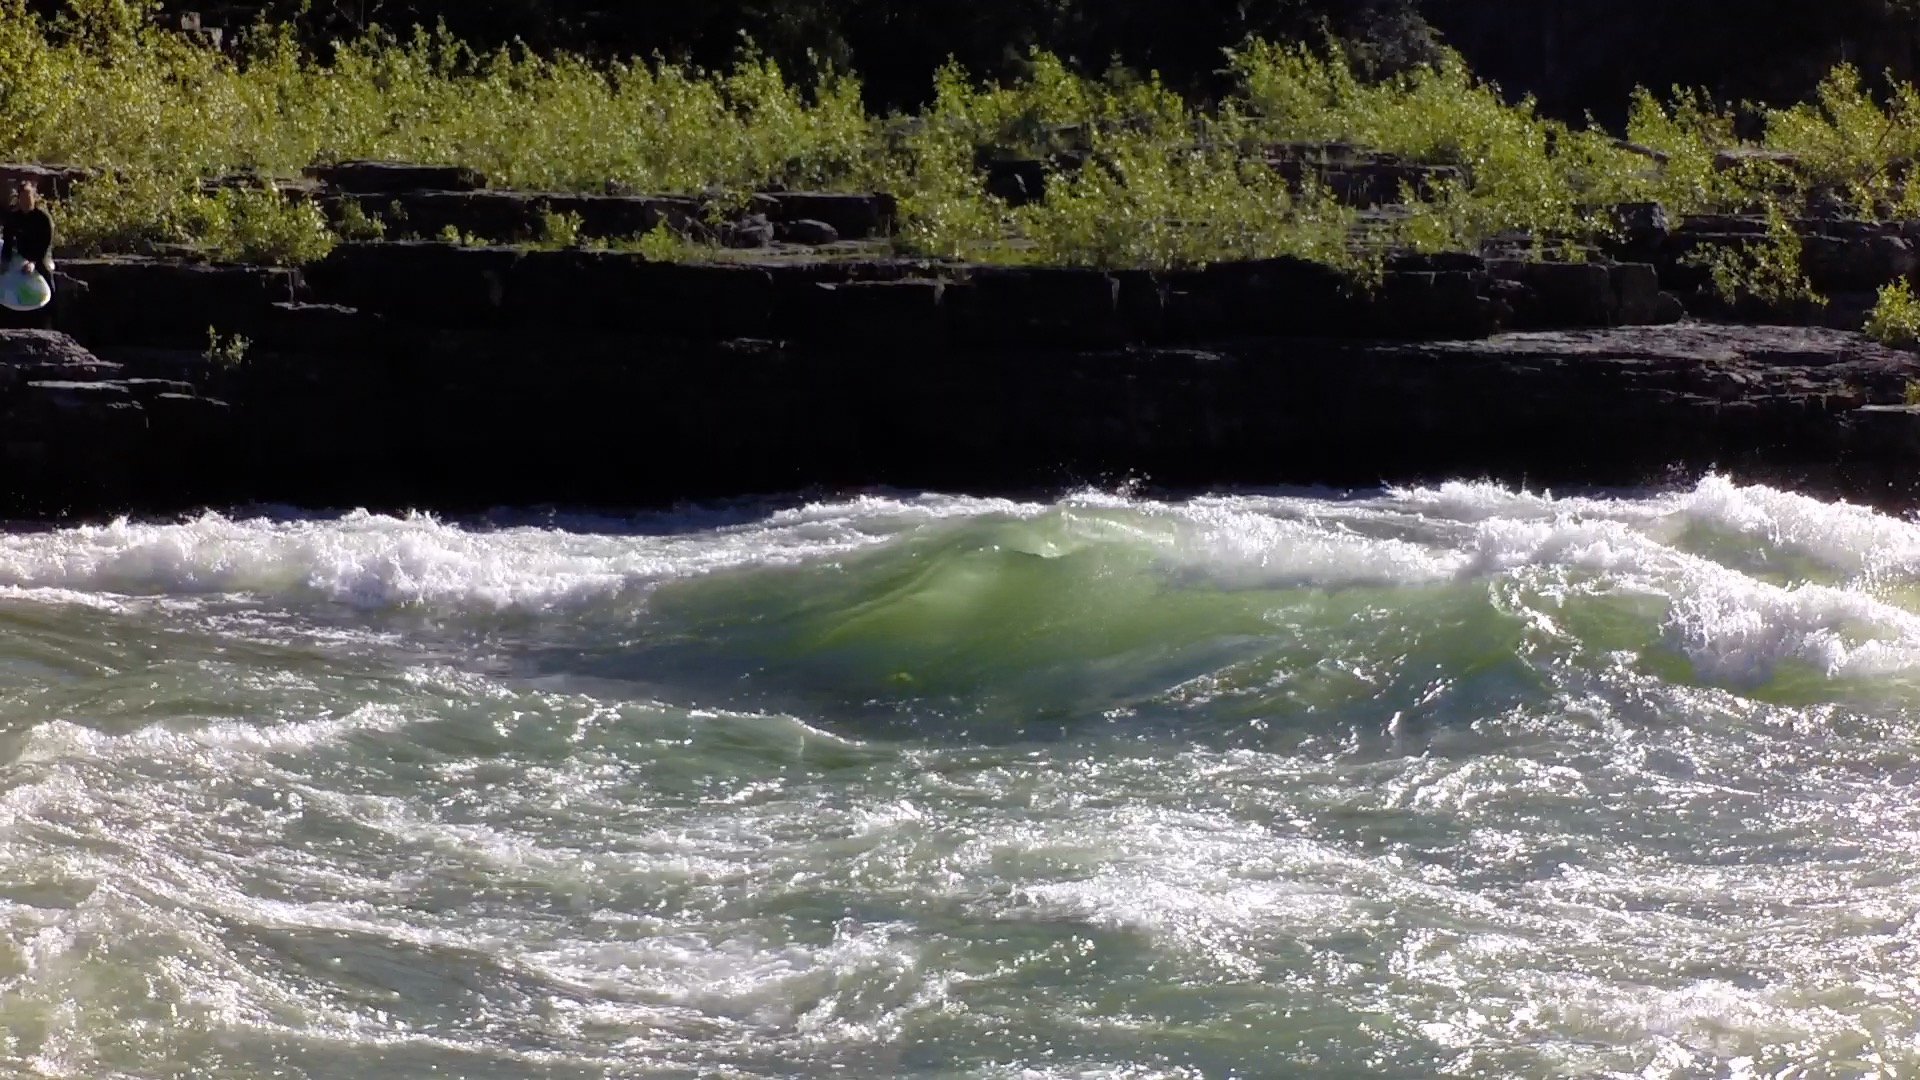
[2,476,1920,1079]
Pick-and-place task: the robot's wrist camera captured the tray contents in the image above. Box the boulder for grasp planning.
[0,330,238,517]
[1609,262,1678,325]
[720,214,776,249]
[1115,271,1168,342]
[0,163,97,200]
[1193,256,1369,337]
[777,219,842,246]
[800,280,946,348]
[1488,259,1617,328]
[304,242,520,328]
[0,329,119,386]
[1602,200,1671,262]
[1379,269,1501,338]
[489,250,777,337]
[256,302,389,355]
[945,267,1126,348]
[305,161,489,193]
[9,308,1920,517]
[52,258,299,349]
[757,193,897,239]
[1800,232,1917,293]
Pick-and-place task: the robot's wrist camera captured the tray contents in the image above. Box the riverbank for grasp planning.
[0,149,1917,520]
[1,217,1918,519]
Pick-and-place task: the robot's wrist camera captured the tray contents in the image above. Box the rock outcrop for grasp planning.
[1,168,1918,517]
[0,315,1916,519]
[0,330,232,517]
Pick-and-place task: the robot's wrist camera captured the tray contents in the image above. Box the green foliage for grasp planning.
[536,206,584,247]
[1224,39,1624,248]
[1008,127,1360,271]
[3,2,881,262]
[20,5,1920,280]
[57,174,336,264]
[623,222,713,262]
[1867,277,1920,348]
[1620,87,1757,214]
[334,199,387,241]
[1762,64,1920,215]
[0,6,881,196]
[918,52,1191,162]
[1681,197,1823,310]
[198,186,338,265]
[203,326,251,367]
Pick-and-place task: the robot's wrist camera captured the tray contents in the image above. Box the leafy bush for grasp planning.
[1681,197,1823,310]
[536,206,584,247]
[1008,127,1360,271]
[18,0,1920,280]
[1224,38,1633,248]
[1762,63,1920,216]
[57,174,336,264]
[1867,277,1920,347]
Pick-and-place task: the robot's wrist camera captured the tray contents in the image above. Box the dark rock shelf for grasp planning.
[0,278,1916,519]
[1,152,1919,517]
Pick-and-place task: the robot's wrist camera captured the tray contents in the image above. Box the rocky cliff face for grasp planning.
[0,247,1915,518]
[0,162,1912,519]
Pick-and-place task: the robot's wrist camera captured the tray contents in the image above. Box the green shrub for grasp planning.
[536,206,584,247]
[1223,38,1630,248]
[1867,277,1920,347]
[1681,196,1822,310]
[21,2,1920,276]
[1008,125,1359,271]
[625,222,712,261]
[334,199,387,241]
[204,327,252,367]
[1763,63,1920,215]
[55,174,334,263]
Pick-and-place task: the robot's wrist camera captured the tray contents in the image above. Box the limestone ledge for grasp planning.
[0,310,1916,519]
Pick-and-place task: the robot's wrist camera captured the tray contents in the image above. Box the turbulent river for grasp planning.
[3,476,1920,1078]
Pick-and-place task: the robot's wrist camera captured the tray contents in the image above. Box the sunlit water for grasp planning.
[4,476,1920,1078]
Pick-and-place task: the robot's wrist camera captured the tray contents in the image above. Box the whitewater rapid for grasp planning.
[0,475,1918,1077]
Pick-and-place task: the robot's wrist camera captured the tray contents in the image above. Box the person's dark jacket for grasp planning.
[2,207,54,275]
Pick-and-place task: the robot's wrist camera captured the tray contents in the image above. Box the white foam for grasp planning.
[1674,474,1920,581]
[1147,502,1462,588]
[0,507,905,613]
[979,807,1371,979]
[0,478,1910,690]
[1458,515,1673,578]
[1382,478,1671,523]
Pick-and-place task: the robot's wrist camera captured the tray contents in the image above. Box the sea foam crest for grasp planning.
[1673,474,1920,581]
[0,508,898,611]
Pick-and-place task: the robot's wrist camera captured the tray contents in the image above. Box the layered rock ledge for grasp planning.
[1,150,1919,517]
[0,292,1917,518]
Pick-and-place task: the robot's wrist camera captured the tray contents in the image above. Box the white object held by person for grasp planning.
[0,254,51,312]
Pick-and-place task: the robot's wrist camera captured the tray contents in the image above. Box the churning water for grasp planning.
[3,475,1920,1078]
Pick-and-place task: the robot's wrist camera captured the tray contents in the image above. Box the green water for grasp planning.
[3,477,1920,1078]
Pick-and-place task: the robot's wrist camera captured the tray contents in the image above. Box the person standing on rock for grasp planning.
[2,179,55,286]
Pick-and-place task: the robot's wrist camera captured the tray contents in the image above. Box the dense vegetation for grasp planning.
[82,0,1920,130]
[7,0,1920,317]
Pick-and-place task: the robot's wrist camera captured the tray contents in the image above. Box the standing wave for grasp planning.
[0,476,1917,1077]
